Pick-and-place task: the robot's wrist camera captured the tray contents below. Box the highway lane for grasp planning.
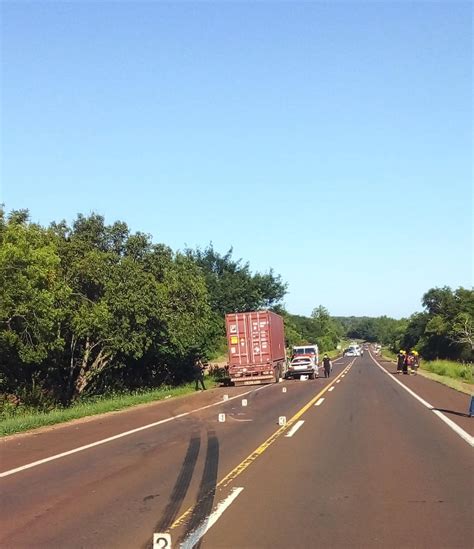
[0,357,350,548]
[2,351,471,549]
[194,352,473,549]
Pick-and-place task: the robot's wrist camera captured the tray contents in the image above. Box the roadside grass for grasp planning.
[339,339,352,350]
[0,377,218,437]
[421,359,473,384]
[326,349,341,359]
[381,348,397,361]
[323,340,352,360]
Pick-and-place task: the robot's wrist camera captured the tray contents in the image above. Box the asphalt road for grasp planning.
[1,352,472,549]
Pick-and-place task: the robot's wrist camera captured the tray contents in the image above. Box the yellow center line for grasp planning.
[170,360,353,530]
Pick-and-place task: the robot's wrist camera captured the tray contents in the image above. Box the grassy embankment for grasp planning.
[380,348,473,394]
[0,378,218,438]
[326,346,346,359]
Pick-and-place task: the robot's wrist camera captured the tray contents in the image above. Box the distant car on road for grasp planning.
[286,355,319,380]
[344,346,361,357]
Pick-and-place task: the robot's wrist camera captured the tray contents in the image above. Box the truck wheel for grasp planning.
[309,372,315,380]
[274,366,280,383]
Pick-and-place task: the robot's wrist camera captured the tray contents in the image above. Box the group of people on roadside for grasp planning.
[396,349,420,375]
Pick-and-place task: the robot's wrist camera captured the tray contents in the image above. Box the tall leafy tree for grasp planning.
[186,245,286,316]
[0,209,70,396]
[399,286,474,360]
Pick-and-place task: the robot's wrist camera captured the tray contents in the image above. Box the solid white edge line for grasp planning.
[0,386,270,478]
[315,398,325,406]
[328,387,335,392]
[369,351,474,447]
[285,420,305,437]
[179,487,244,549]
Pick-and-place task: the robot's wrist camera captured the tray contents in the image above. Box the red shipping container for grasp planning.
[225,311,286,386]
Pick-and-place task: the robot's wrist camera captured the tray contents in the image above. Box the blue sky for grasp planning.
[1,1,472,318]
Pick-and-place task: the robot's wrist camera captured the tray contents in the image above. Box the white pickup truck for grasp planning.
[286,345,320,380]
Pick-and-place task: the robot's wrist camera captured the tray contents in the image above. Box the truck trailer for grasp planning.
[225,311,286,386]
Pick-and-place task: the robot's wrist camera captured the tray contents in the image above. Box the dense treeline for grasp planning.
[336,316,407,347]
[2,207,470,412]
[1,208,343,411]
[398,287,473,361]
[337,286,474,362]
[0,209,287,408]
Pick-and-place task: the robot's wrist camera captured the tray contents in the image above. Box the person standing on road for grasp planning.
[397,350,405,374]
[193,358,206,391]
[412,351,420,375]
[402,351,411,375]
[322,354,332,378]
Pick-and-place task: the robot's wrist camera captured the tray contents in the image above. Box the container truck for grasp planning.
[225,311,286,386]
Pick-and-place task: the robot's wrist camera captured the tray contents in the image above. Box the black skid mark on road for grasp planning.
[143,494,160,503]
[432,407,471,418]
[179,429,220,548]
[151,430,201,536]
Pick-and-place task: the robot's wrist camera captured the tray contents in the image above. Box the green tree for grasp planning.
[186,245,286,316]
[0,207,302,410]
[450,312,473,352]
[397,287,474,360]
[0,210,71,402]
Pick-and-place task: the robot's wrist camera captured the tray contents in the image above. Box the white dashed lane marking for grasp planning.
[285,420,305,438]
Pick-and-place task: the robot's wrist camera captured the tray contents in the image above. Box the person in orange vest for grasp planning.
[403,351,413,374]
[402,351,411,375]
[412,350,420,375]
